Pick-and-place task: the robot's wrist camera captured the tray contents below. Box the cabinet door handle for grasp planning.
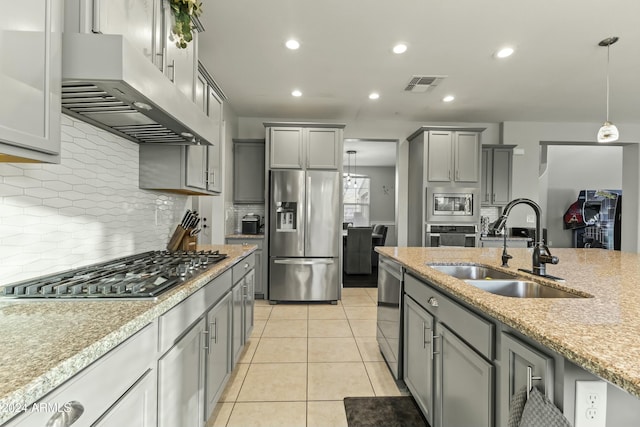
[448,170,451,180]
[431,334,441,360]
[492,193,496,203]
[526,366,542,400]
[422,322,428,349]
[167,59,176,82]
[202,330,210,351]
[210,319,218,344]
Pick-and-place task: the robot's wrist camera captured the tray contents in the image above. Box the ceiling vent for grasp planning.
[404,75,447,93]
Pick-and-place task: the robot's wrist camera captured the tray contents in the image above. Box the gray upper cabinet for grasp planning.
[266,123,345,170]
[481,145,514,206]
[233,139,265,203]
[0,0,62,163]
[408,127,484,185]
[161,0,197,100]
[206,86,222,193]
[426,131,480,183]
[139,144,219,195]
[90,0,157,64]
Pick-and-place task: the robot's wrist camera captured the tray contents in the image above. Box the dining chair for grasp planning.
[344,227,373,275]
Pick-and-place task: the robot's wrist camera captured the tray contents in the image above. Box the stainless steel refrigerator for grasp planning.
[269,170,340,302]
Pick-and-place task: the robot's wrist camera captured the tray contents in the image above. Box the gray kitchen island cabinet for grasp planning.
[265,123,345,170]
[403,273,495,427]
[0,0,62,163]
[499,332,555,425]
[205,292,232,420]
[404,295,436,425]
[481,145,515,206]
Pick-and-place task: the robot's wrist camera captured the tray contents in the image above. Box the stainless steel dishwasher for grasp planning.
[376,256,404,381]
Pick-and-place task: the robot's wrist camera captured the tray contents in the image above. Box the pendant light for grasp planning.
[346,150,356,187]
[597,36,619,143]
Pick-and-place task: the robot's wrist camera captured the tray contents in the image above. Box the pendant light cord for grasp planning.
[606,42,610,122]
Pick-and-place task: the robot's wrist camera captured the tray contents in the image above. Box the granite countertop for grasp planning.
[376,246,640,399]
[226,233,265,239]
[0,244,256,424]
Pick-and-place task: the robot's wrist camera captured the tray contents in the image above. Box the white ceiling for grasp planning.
[343,139,397,167]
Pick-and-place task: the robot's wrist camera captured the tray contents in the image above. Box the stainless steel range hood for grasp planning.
[61,33,214,145]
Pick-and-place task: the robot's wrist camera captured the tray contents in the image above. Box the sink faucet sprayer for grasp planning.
[489,198,562,280]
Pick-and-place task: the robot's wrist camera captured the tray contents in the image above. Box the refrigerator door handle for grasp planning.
[273,258,335,265]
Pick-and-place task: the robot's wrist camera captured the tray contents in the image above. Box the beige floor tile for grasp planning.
[341,287,370,297]
[254,306,272,320]
[237,363,307,402]
[226,402,306,427]
[307,401,348,427]
[206,402,234,427]
[341,295,376,306]
[262,318,308,337]
[219,363,249,402]
[308,362,374,400]
[349,319,378,337]
[364,288,378,301]
[269,304,309,319]
[308,337,362,362]
[251,319,266,338]
[355,337,385,362]
[364,361,404,396]
[308,304,347,319]
[252,337,307,363]
[344,306,377,320]
[308,319,353,337]
[254,299,271,306]
[237,337,260,364]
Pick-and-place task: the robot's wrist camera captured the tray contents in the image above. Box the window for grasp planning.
[343,174,370,226]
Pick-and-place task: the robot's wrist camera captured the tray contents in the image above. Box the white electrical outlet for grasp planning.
[575,380,607,427]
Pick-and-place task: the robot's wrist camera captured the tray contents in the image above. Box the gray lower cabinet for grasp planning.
[437,323,493,427]
[93,369,157,427]
[226,238,265,298]
[403,273,495,427]
[205,292,232,419]
[231,253,255,366]
[233,139,265,203]
[499,332,555,425]
[158,318,207,427]
[404,296,435,424]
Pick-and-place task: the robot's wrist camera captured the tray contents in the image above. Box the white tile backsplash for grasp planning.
[0,115,190,285]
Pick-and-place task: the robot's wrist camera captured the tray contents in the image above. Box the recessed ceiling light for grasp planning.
[442,95,455,102]
[393,43,408,54]
[285,39,300,50]
[496,47,514,58]
[291,90,302,97]
[369,92,380,100]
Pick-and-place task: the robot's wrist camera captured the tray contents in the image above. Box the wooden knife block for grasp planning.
[167,225,198,252]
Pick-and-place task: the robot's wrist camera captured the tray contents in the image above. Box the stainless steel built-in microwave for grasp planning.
[426,187,478,222]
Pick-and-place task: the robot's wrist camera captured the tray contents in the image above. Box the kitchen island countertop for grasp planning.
[0,244,256,425]
[376,246,640,400]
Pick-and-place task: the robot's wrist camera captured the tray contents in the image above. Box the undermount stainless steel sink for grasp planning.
[464,279,584,298]
[428,263,586,298]
[428,264,517,280]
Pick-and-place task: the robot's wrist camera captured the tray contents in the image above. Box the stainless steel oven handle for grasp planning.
[274,259,334,265]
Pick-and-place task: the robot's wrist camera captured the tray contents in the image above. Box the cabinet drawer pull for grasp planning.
[526,366,542,400]
[167,59,176,82]
[244,262,249,269]
[428,297,439,307]
[45,400,84,426]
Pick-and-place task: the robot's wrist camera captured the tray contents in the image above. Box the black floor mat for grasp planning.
[343,396,429,427]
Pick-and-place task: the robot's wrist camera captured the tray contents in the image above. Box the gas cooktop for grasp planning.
[0,250,227,300]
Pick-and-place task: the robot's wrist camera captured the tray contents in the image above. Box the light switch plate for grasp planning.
[575,380,607,427]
